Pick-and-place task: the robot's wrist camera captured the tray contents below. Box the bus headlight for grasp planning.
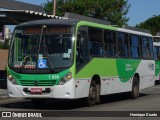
[7,75,17,85]
[59,73,72,85]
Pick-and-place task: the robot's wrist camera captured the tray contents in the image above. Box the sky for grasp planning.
[12,0,160,26]
[127,0,160,26]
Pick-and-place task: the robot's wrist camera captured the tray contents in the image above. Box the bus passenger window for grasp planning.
[90,42,101,55]
[149,37,154,59]
[155,46,160,60]
[88,28,104,56]
[154,46,158,60]
[141,37,150,59]
[76,28,89,67]
[130,35,140,58]
[104,30,116,57]
[117,32,129,58]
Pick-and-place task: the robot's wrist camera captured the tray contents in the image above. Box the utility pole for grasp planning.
[53,0,56,15]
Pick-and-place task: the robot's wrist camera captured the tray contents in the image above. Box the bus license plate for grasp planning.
[31,88,42,94]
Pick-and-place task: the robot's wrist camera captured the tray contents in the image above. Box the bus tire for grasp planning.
[96,84,100,104]
[130,76,139,99]
[87,80,100,106]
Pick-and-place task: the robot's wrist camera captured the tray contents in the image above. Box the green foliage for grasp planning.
[3,39,10,49]
[43,0,130,26]
[136,15,160,35]
[0,41,4,49]
[0,39,10,49]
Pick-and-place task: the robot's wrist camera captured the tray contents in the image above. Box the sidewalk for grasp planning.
[0,88,9,100]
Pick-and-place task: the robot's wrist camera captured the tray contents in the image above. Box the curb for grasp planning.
[0,95,9,100]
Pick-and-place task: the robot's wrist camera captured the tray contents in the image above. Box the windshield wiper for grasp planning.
[47,55,54,73]
[43,43,54,73]
[37,25,46,56]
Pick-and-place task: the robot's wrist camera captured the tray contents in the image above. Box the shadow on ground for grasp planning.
[0,92,149,110]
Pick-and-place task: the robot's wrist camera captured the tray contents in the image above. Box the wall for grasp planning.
[0,49,8,70]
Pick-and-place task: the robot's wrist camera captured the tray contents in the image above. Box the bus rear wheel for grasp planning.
[130,76,139,99]
[87,80,100,106]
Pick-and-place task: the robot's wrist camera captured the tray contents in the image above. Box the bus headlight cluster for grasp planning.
[7,75,17,85]
[59,73,72,85]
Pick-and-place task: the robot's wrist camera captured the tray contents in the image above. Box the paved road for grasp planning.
[0,85,160,120]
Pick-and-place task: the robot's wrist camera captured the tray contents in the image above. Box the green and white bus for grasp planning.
[8,18,155,106]
[153,36,160,84]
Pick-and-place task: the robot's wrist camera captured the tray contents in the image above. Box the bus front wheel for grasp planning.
[87,80,100,106]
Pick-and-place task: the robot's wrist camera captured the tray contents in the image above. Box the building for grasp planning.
[0,0,48,83]
[0,0,45,13]
[0,49,8,70]
[0,0,67,74]
[0,49,8,88]
[0,0,44,42]
[0,25,11,43]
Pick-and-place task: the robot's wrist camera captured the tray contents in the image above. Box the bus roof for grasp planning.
[153,36,160,38]
[153,36,160,42]
[17,18,152,37]
[18,19,79,27]
[153,42,160,46]
[118,28,152,37]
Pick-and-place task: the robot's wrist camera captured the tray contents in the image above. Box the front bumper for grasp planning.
[7,78,76,99]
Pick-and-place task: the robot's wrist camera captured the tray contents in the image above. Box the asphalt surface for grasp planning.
[0,88,8,100]
[0,85,160,120]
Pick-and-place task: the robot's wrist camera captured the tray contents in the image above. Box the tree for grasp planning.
[0,41,3,49]
[3,39,10,49]
[136,15,160,35]
[0,39,10,49]
[43,0,130,26]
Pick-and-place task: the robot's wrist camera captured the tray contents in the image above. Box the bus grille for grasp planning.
[19,80,56,86]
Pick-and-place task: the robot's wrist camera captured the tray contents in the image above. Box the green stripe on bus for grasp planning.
[76,58,141,82]
[116,59,141,82]
[76,58,118,78]
[155,61,160,76]
[77,21,118,31]
[9,69,70,85]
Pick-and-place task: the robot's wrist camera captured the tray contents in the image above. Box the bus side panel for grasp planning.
[155,61,160,82]
[75,58,118,98]
[136,60,155,90]
[75,78,90,98]
[109,77,132,94]
[75,77,133,98]
[75,59,155,98]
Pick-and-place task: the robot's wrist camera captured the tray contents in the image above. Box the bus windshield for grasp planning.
[9,25,73,72]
